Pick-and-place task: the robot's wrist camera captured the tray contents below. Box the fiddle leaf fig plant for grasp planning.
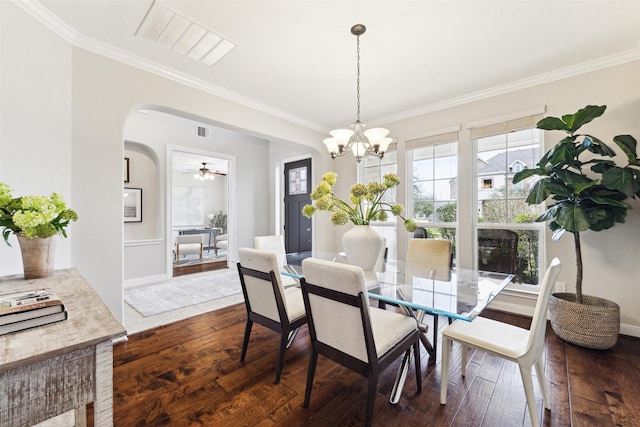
[513,105,640,304]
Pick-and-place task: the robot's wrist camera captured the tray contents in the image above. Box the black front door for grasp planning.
[284,158,312,254]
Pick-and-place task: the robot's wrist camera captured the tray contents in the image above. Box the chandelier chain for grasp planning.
[356,33,361,123]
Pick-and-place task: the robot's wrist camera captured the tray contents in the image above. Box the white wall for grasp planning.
[0,3,72,274]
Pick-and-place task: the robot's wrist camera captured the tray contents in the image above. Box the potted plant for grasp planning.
[302,172,417,270]
[0,183,78,279]
[513,105,639,349]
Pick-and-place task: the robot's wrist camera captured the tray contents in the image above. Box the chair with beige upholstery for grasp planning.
[215,233,228,255]
[383,238,453,359]
[440,258,561,427]
[254,235,298,287]
[407,238,452,274]
[300,258,421,427]
[175,234,203,260]
[236,248,307,384]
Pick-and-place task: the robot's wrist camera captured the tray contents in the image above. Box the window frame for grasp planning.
[471,113,546,288]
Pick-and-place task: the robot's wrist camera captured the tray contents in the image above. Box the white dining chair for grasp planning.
[300,257,421,427]
[255,235,298,287]
[440,257,562,427]
[236,248,307,384]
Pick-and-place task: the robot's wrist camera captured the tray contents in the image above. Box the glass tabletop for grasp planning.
[284,251,514,321]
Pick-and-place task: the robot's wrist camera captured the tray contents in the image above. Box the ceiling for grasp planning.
[172,147,229,176]
[35,1,640,133]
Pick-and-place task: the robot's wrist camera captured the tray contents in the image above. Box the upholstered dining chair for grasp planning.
[254,235,298,288]
[174,234,203,260]
[215,233,228,256]
[236,248,307,384]
[402,238,453,358]
[300,258,421,427]
[440,258,562,427]
[407,238,452,272]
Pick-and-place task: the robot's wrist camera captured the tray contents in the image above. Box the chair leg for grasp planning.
[519,364,540,427]
[274,330,288,384]
[440,335,451,404]
[433,314,439,360]
[461,345,467,377]
[303,350,318,407]
[364,372,378,427]
[534,359,551,409]
[413,342,422,393]
[286,327,299,348]
[240,320,253,362]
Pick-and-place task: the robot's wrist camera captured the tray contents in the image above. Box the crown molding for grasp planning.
[14,0,77,44]
[16,1,640,134]
[16,0,328,134]
[371,43,640,127]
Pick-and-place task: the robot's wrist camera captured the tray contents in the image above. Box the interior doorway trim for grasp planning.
[166,145,236,278]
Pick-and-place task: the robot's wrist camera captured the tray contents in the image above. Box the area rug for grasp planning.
[124,269,241,317]
[173,249,228,267]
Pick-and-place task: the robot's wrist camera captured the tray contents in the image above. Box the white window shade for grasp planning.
[470,113,544,139]
[406,131,459,150]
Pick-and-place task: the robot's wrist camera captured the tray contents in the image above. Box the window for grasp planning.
[471,113,544,285]
[361,148,399,260]
[407,131,458,263]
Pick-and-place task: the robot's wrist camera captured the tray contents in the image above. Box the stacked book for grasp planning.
[0,288,68,335]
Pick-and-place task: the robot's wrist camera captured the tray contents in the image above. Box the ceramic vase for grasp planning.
[16,234,57,279]
[342,225,384,271]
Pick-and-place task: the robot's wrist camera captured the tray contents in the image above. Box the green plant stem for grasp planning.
[574,232,583,304]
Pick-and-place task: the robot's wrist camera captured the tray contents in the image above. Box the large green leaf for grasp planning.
[572,181,598,195]
[512,167,545,184]
[553,168,591,185]
[590,159,617,173]
[601,167,640,197]
[547,141,579,166]
[566,105,606,133]
[584,135,617,156]
[525,180,571,204]
[537,116,569,132]
[613,134,639,163]
[586,195,632,209]
[555,205,591,232]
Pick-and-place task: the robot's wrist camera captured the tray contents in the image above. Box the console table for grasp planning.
[0,269,126,426]
[178,228,222,252]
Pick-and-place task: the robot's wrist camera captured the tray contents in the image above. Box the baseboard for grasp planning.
[488,300,640,338]
[620,323,640,338]
[488,300,535,317]
[124,274,170,289]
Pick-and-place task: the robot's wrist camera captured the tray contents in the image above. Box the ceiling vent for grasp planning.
[136,2,235,67]
[196,125,210,139]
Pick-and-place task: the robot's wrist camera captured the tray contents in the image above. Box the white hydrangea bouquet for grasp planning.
[0,183,78,245]
[302,171,417,231]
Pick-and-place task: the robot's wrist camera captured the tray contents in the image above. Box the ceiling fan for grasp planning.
[190,162,227,181]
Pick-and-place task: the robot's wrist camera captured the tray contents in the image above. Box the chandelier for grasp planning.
[323,24,392,163]
[194,163,215,181]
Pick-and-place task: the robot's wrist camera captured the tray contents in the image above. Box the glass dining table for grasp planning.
[283,251,515,404]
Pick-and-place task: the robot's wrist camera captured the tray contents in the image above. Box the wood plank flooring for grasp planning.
[113,305,640,426]
[173,260,228,277]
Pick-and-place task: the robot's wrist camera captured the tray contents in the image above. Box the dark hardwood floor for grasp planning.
[173,260,228,277]
[113,305,640,426]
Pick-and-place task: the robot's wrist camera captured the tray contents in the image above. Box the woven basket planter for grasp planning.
[549,293,620,350]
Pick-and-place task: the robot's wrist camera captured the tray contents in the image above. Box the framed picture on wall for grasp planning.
[124,157,130,183]
[123,187,142,222]
[172,186,204,226]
